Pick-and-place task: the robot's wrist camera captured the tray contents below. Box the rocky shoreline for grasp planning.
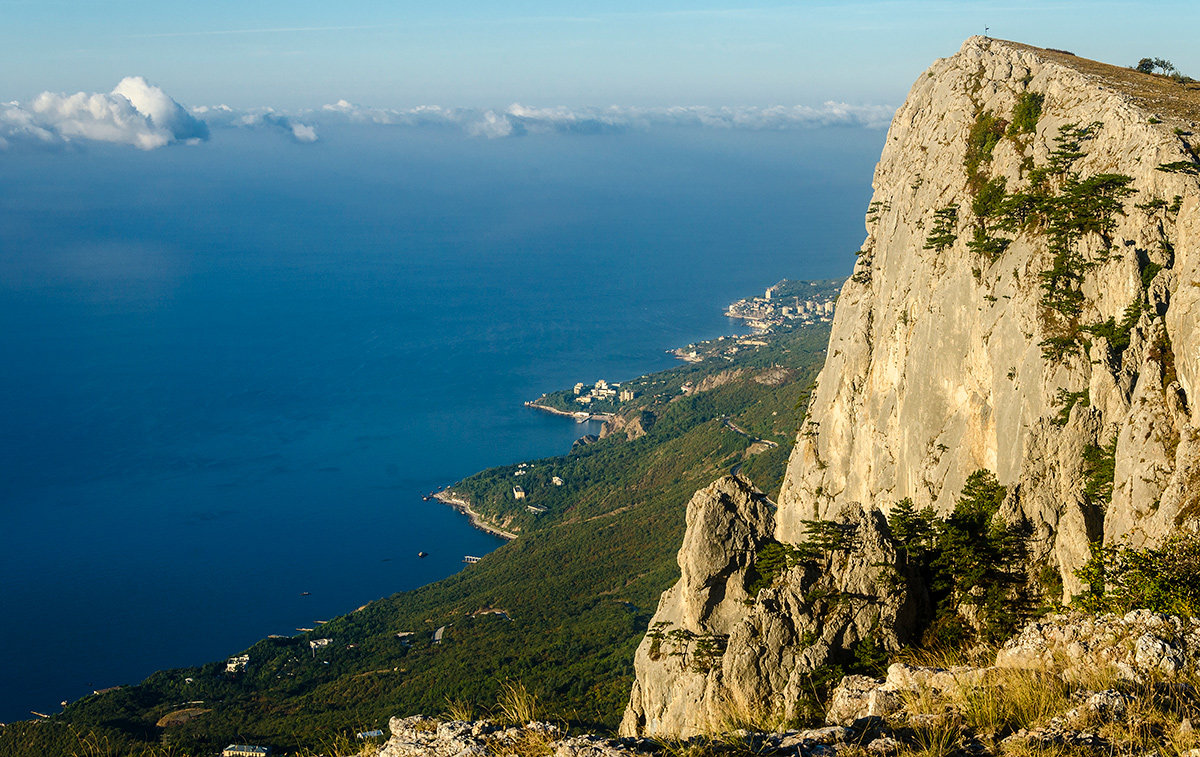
[433,490,518,541]
[524,399,613,423]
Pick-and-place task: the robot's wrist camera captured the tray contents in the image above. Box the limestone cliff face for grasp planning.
[620,476,922,737]
[777,37,1200,590]
[624,37,1200,737]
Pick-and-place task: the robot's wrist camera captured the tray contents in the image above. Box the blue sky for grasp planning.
[2,1,1199,109]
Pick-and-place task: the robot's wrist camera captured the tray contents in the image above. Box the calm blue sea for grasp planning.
[0,123,881,721]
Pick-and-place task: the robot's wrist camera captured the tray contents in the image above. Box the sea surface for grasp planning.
[0,123,882,721]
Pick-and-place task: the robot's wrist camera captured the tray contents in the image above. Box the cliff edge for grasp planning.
[624,37,1200,737]
[778,36,1200,587]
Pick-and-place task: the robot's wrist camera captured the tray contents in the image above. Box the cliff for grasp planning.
[778,36,1200,586]
[624,37,1200,737]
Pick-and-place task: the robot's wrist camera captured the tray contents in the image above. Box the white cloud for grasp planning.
[0,83,890,153]
[0,77,208,150]
[112,76,209,142]
[311,100,895,137]
[193,105,318,143]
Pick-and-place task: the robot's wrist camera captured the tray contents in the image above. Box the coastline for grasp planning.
[433,490,519,541]
[524,400,613,424]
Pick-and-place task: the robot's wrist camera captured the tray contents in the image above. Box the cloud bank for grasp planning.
[191,105,319,143]
[316,100,896,137]
[1,78,892,152]
[0,77,209,150]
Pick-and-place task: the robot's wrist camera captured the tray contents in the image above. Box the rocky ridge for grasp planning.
[775,36,1200,588]
[620,475,923,737]
[378,613,1199,757]
[624,37,1200,738]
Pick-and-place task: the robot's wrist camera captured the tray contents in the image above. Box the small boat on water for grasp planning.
[300,591,311,596]
[417,551,428,558]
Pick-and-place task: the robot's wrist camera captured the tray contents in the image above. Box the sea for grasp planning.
[0,122,882,722]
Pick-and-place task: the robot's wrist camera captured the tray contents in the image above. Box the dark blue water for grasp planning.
[0,124,881,721]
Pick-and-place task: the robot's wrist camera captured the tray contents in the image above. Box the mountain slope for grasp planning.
[778,36,1200,588]
[624,36,1200,736]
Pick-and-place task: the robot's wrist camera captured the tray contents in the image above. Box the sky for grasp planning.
[2,1,1199,111]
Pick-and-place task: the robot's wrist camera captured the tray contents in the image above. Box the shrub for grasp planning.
[965,110,1008,193]
[1051,388,1089,426]
[1074,529,1200,616]
[747,540,806,596]
[1136,57,1177,75]
[1081,437,1117,510]
[1007,92,1045,136]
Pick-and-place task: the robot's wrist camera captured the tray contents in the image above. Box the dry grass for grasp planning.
[485,728,556,757]
[496,680,540,725]
[1092,674,1200,757]
[994,38,1200,123]
[909,716,962,757]
[444,697,477,722]
[653,734,776,757]
[712,697,794,736]
[894,646,978,669]
[952,670,1073,734]
[70,731,187,757]
[294,731,381,757]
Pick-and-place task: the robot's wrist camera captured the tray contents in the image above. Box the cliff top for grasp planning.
[978,36,1200,123]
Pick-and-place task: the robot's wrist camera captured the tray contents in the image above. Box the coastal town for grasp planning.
[723,279,837,330]
[524,378,632,418]
[527,280,843,405]
[671,279,841,363]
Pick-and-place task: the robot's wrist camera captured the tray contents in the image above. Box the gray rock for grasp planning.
[621,480,923,737]
[825,676,900,726]
[380,718,637,757]
[771,35,1200,593]
[623,33,1200,741]
[995,611,1200,681]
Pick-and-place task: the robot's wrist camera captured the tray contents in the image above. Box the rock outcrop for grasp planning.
[824,611,1200,750]
[624,37,1200,737]
[378,715,892,757]
[620,476,923,737]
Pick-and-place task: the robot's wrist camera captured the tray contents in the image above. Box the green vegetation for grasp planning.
[1075,529,1200,616]
[986,122,1136,362]
[1081,436,1117,510]
[6,293,836,757]
[923,204,959,252]
[1156,160,1200,175]
[965,110,1008,194]
[1083,300,1142,365]
[1136,57,1177,76]
[746,541,804,597]
[1051,387,1089,426]
[967,176,1012,262]
[1006,91,1044,136]
[1135,56,1194,83]
[889,470,1035,649]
